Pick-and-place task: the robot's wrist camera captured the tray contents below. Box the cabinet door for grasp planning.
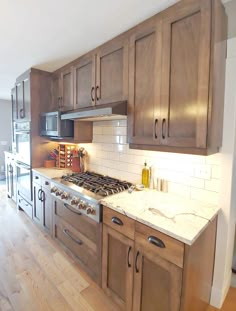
[11,87,17,121]
[23,76,30,120]
[42,188,52,235]
[51,73,61,111]
[33,183,42,225]
[133,247,182,311]
[96,38,128,105]
[102,225,134,310]
[128,20,162,145]
[160,0,211,148]
[16,81,23,120]
[74,54,96,109]
[61,67,74,111]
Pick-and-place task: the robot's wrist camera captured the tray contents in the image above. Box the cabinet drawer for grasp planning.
[41,176,51,190]
[103,206,135,240]
[54,199,101,245]
[135,222,184,268]
[32,171,41,185]
[54,215,100,283]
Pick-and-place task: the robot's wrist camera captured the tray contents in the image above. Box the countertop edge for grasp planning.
[101,201,220,246]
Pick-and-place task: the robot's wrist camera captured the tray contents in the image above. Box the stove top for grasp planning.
[61,171,132,197]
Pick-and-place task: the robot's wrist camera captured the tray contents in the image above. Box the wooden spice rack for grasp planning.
[57,144,76,169]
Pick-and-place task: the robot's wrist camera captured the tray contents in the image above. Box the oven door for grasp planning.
[16,161,32,202]
[15,124,31,166]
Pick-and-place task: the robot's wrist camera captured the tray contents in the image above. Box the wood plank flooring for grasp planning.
[0,185,235,311]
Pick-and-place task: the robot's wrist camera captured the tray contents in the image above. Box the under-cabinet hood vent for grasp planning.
[61,101,127,121]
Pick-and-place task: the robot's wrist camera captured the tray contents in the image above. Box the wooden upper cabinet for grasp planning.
[95,38,128,105]
[61,67,74,111]
[16,73,30,120]
[11,87,17,121]
[51,73,61,111]
[160,0,211,149]
[74,54,95,109]
[128,0,226,155]
[128,19,162,145]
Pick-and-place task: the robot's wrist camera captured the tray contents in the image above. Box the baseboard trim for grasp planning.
[210,270,232,308]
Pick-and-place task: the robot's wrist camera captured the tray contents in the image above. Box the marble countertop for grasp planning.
[101,190,220,245]
[32,167,72,179]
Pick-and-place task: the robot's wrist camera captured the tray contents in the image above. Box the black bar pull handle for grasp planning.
[41,190,45,202]
[63,229,83,245]
[127,246,132,268]
[91,87,95,102]
[135,251,140,273]
[148,236,166,248]
[162,118,166,139]
[111,216,123,226]
[154,118,158,139]
[96,86,99,101]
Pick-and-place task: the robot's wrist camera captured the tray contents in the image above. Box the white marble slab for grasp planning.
[32,167,72,179]
[101,189,220,245]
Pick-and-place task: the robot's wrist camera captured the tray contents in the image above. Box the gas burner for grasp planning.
[61,172,132,197]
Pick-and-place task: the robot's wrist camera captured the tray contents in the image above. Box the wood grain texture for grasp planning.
[135,221,184,268]
[103,206,135,240]
[102,224,134,310]
[61,66,74,112]
[180,217,217,311]
[96,37,128,106]
[132,245,182,311]
[128,17,162,146]
[73,53,95,109]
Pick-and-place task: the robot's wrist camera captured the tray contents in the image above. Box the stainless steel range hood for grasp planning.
[61,101,127,121]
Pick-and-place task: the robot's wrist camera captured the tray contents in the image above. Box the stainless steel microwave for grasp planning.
[40,111,74,137]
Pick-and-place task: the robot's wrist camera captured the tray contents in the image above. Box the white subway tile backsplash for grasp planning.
[82,121,220,205]
[190,188,219,205]
[205,179,220,192]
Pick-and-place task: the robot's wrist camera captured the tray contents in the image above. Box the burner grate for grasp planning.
[62,172,132,197]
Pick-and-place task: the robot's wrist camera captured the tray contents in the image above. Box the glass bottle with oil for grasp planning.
[142,161,150,188]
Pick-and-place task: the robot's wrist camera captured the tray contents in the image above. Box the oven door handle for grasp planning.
[64,203,82,215]
[15,130,30,135]
[63,229,83,245]
[16,161,31,170]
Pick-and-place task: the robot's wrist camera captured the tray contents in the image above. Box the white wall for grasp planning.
[0,99,12,173]
[210,36,236,307]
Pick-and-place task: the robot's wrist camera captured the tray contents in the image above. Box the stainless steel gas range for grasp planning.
[51,171,132,223]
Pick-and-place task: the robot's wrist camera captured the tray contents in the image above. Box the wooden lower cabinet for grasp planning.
[132,246,182,311]
[102,206,217,311]
[102,224,134,310]
[33,182,43,225]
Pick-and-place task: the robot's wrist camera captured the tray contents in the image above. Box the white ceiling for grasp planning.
[0,0,230,100]
[0,0,180,100]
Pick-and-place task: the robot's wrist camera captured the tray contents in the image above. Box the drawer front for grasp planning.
[18,195,32,219]
[41,176,51,191]
[103,206,135,240]
[54,198,101,245]
[135,222,184,268]
[32,171,41,185]
[54,215,100,283]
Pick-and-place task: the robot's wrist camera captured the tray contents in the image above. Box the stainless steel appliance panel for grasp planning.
[15,122,31,166]
[16,161,32,203]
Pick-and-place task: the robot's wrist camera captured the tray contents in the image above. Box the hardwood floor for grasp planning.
[0,185,235,311]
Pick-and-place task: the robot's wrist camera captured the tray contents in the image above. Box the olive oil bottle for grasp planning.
[142,161,150,188]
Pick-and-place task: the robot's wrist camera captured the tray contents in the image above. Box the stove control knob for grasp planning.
[86,205,95,215]
[78,200,87,210]
[61,192,69,199]
[55,190,63,196]
[51,186,58,193]
[71,197,80,205]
